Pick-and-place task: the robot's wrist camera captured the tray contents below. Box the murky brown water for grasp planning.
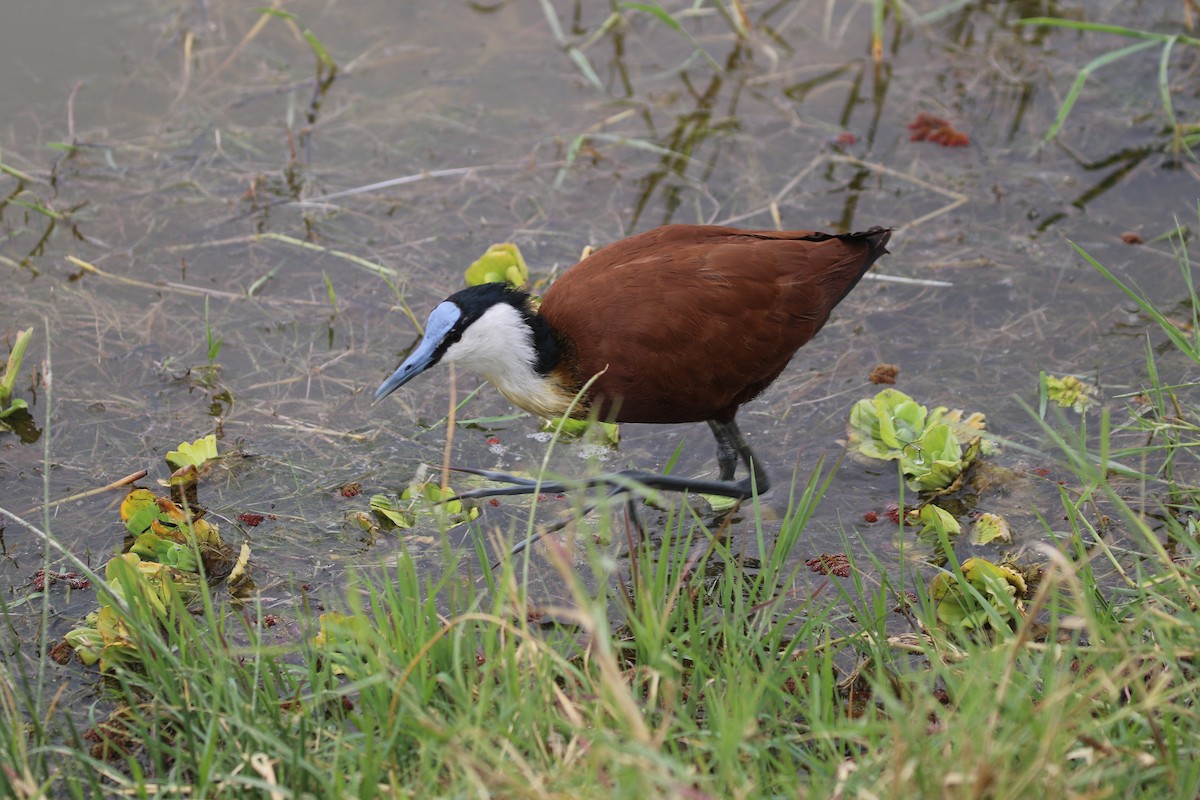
[2,1,1198,650]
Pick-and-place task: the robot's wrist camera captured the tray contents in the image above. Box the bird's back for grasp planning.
[541,224,890,424]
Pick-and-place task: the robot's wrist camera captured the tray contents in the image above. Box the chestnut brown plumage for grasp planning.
[375,223,890,506]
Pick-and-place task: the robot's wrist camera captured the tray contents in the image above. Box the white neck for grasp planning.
[443,303,565,418]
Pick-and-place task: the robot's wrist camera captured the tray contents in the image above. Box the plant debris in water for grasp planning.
[61,437,250,669]
[1042,373,1100,413]
[907,112,970,147]
[929,557,1026,630]
[367,480,480,531]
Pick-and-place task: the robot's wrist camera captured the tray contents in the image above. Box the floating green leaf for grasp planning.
[0,397,28,422]
[702,493,740,513]
[120,488,162,536]
[1043,373,1099,413]
[848,389,989,492]
[369,494,415,528]
[907,503,962,540]
[930,557,1026,630]
[847,388,927,461]
[972,512,1013,545]
[0,327,33,422]
[371,481,482,530]
[64,486,245,668]
[165,435,219,472]
[465,243,529,287]
[63,618,103,667]
[902,423,964,492]
[313,612,378,678]
[539,416,620,444]
[130,533,200,573]
[930,407,992,453]
[119,488,223,552]
[105,553,177,618]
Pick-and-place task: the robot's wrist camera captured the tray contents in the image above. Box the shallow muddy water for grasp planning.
[1,0,1199,668]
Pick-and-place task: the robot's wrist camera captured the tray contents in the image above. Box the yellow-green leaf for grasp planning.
[0,327,32,404]
[972,512,1012,545]
[465,243,529,287]
[165,435,219,472]
[1044,374,1099,413]
[369,494,415,528]
[930,557,1025,630]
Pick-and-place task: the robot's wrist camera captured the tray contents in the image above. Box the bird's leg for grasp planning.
[494,481,632,565]
[708,419,770,495]
[456,422,767,566]
[709,419,740,481]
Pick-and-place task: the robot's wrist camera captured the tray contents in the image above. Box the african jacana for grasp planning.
[375,224,890,504]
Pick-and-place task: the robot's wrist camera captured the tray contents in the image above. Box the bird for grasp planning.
[375,223,891,508]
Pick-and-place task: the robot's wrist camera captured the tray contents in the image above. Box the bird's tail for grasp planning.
[826,226,892,306]
[850,226,892,268]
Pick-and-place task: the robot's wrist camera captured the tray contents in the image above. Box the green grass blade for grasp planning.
[1043,40,1158,142]
[619,2,724,72]
[1016,17,1200,47]
[1071,240,1199,364]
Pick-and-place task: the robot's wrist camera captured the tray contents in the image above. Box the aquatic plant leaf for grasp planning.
[104,553,175,618]
[372,482,483,527]
[902,423,965,492]
[95,605,139,670]
[972,512,1013,545]
[168,464,199,490]
[465,243,529,287]
[702,494,739,513]
[0,397,27,420]
[63,624,103,666]
[877,392,928,450]
[403,482,482,523]
[0,327,32,406]
[120,489,161,536]
[848,390,993,478]
[539,416,620,444]
[132,534,201,572]
[930,557,1026,630]
[929,407,994,454]
[908,503,961,540]
[847,389,928,460]
[121,488,226,575]
[129,533,162,561]
[226,543,252,589]
[349,510,380,533]
[165,435,219,472]
[1044,374,1099,413]
[313,612,378,678]
[188,517,223,549]
[369,494,415,528]
[149,496,191,535]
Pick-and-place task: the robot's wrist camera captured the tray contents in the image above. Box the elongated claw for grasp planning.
[445,464,757,569]
[448,466,543,486]
[447,466,572,499]
[500,482,631,566]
